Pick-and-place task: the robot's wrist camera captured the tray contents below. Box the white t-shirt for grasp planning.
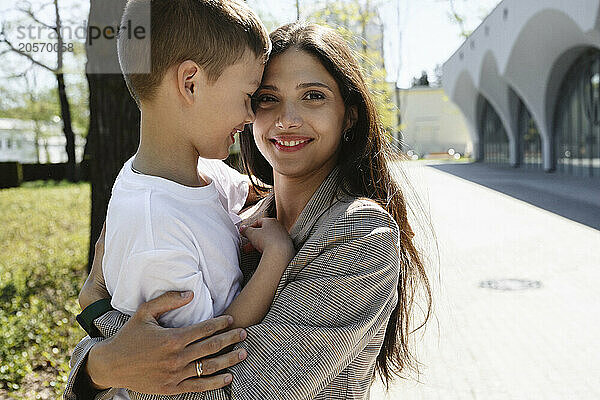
[102,156,249,328]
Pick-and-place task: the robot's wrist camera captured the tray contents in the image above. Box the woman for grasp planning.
[65,22,432,399]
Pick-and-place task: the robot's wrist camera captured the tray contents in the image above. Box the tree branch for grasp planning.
[448,0,469,38]
[54,0,63,72]
[17,5,57,31]
[7,64,34,80]
[0,32,55,73]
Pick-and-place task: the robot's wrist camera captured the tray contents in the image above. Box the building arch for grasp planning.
[450,70,480,159]
[554,48,600,177]
[478,51,518,165]
[502,8,594,171]
[544,46,593,171]
[517,96,542,169]
[478,95,510,166]
[502,8,587,81]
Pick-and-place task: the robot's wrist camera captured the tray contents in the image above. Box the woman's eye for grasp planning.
[304,91,325,100]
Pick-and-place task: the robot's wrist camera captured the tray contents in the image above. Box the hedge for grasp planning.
[0,162,23,189]
[0,162,90,187]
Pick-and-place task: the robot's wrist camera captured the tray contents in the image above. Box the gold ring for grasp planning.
[195,359,203,377]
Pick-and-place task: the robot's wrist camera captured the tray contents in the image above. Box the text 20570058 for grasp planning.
[17,42,74,53]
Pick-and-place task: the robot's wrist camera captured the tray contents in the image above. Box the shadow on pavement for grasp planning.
[428,162,600,231]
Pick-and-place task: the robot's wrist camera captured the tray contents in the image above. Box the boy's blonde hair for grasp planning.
[118,0,271,105]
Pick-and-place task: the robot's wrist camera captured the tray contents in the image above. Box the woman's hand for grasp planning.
[86,291,248,394]
[79,222,110,309]
[240,218,295,259]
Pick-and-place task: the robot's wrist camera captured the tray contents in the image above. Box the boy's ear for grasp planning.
[177,60,204,105]
[343,105,358,131]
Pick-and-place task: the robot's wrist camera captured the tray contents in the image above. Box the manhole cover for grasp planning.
[479,279,542,291]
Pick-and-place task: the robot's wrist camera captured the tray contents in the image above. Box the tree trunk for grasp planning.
[86,0,140,271]
[361,1,369,55]
[56,72,77,181]
[52,0,79,181]
[34,124,41,163]
[86,74,139,271]
[395,87,403,151]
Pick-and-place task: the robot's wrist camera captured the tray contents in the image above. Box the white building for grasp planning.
[0,118,84,163]
[395,86,471,157]
[443,0,600,177]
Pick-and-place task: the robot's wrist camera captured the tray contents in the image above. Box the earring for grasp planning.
[343,129,354,142]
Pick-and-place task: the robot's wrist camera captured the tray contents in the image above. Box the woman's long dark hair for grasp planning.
[240,22,433,388]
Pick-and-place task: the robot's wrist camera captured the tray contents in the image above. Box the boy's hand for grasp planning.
[240,218,295,260]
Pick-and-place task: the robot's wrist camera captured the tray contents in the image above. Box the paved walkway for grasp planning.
[429,162,600,230]
[370,161,600,399]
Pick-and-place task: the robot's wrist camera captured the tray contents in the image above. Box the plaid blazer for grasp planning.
[64,168,401,400]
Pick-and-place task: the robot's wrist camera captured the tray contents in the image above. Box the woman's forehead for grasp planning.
[262,50,336,88]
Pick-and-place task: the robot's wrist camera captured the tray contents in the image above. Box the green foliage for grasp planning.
[0,183,90,398]
[0,77,89,140]
[65,72,90,138]
[308,0,399,135]
[0,85,59,121]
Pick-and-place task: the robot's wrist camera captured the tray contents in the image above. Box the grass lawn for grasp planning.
[0,181,90,399]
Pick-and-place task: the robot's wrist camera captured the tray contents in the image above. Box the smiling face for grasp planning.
[252,48,354,180]
[190,50,265,160]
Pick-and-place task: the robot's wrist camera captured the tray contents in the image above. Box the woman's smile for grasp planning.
[269,135,314,152]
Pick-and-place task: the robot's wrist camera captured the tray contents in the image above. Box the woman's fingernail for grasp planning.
[227,315,234,325]
[224,374,233,384]
[240,329,247,340]
[239,349,247,360]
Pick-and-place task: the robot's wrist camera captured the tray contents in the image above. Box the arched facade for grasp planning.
[518,98,542,169]
[555,49,600,177]
[443,0,600,178]
[480,97,510,165]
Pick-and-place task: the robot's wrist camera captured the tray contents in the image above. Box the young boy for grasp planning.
[98,1,294,397]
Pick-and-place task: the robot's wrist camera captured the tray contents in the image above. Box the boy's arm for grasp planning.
[79,223,109,309]
[223,246,294,329]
